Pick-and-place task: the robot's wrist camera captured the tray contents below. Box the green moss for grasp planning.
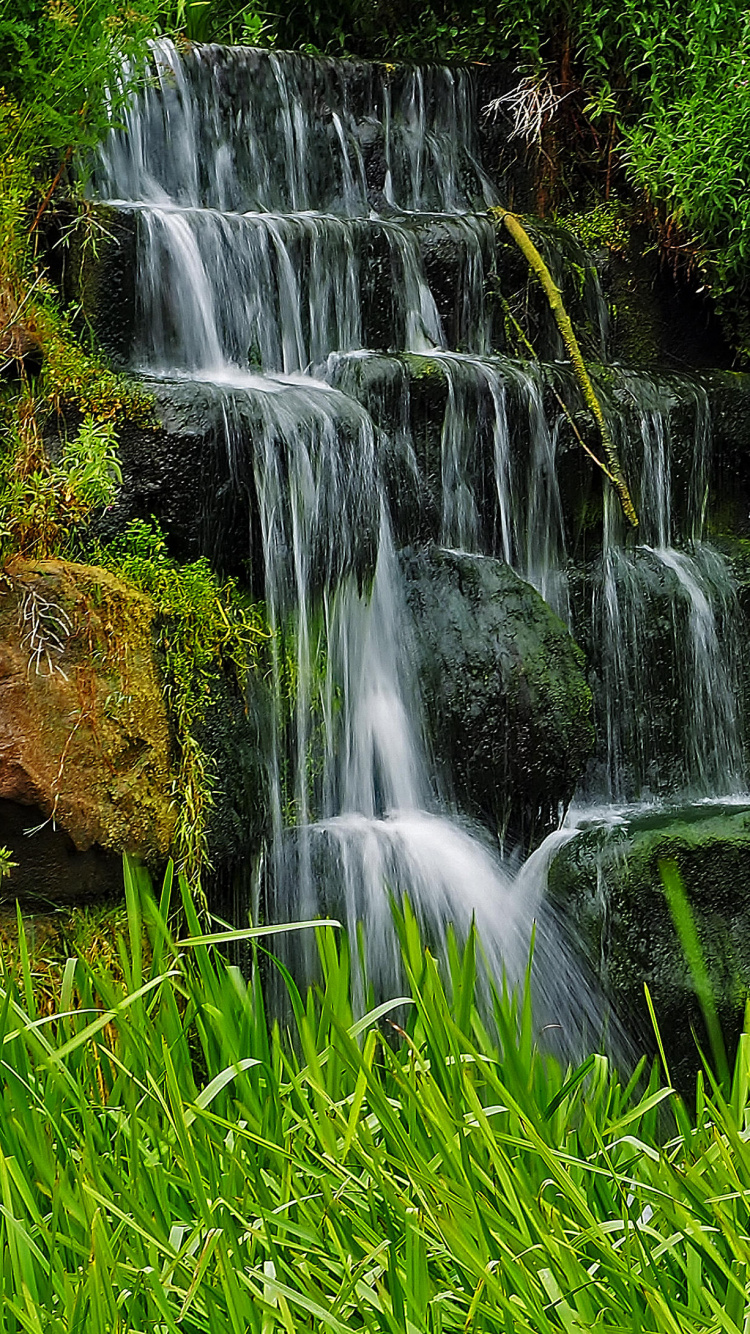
[87,519,269,888]
[561,201,630,254]
[401,353,447,382]
[36,306,154,424]
[549,805,750,1085]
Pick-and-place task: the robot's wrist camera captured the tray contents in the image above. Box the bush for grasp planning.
[0,409,121,557]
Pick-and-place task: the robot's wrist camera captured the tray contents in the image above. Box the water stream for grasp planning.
[94,40,747,1040]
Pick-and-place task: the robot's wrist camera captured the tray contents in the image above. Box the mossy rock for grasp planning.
[400,544,594,847]
[0,558,176,897]
[548,804,750,1087]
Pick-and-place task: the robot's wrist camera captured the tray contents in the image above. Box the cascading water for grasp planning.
[594,373,744,800]
[93,39,746,1042]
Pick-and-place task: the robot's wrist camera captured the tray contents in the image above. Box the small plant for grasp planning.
[0,846,16,882]
[242,4,276,45]
[0,409,121,558]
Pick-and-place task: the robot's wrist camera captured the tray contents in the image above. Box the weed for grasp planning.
[0,847,16,881]
[0,407,121,558]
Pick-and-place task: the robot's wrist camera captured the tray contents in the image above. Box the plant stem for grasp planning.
[493,206,638,528]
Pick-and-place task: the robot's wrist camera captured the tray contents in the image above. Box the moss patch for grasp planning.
[0,557,176,862]
[549,805,750,1086]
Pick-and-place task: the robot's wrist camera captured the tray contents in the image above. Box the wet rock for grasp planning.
[400,544,594,847]
[90,378,236,570]
[703,370,750,539]
[0,559,176,889]
[58,204,138,365]
[548,804,750,1089]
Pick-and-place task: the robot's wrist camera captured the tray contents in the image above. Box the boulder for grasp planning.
[0,558,176,897]
[548,804,750,1088]
[400,544,594,847]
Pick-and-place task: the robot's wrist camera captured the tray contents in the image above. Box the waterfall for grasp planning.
[595,373,744,799]
[93,39,746,1041]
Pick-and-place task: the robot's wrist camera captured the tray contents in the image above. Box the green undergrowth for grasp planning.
[87,519,268,884]
[561,200,630,256]
[1,0,156,537]
[0,0,156,389]
[1,855,750,1330]
[0,900,147,1016]
[0,335,152,562]
[0,408,122,558]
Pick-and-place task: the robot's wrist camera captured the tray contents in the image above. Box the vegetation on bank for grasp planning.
[0,0,275,883]
[0,857,746,1332]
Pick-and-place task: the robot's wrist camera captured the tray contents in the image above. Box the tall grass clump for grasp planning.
[0,856,749,1330]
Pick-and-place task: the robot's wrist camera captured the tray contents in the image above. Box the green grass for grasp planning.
[1,858,750,1330]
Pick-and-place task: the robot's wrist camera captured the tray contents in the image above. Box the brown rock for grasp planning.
[0,558,176,863]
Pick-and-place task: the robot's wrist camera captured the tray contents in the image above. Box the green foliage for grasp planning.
[0,0,156,326]
[0,0,150,155]
[90,519,267,882]
[563,200,630,254]
[2,857,750,1329]
[0,408,121,557]
[159,0,276,43]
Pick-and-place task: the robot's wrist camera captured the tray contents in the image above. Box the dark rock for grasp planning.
[91,378,241,572]
[200,668,269,882]
[58,204,138,365]
[400,544,594,847]
[0,799,124,908]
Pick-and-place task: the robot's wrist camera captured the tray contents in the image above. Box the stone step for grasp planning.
[61,201,607,370]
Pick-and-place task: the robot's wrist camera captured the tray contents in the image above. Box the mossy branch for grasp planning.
[492,206,638,528]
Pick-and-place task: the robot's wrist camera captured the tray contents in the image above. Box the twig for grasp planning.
[551,387,617,485]
[28,146,74,237]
